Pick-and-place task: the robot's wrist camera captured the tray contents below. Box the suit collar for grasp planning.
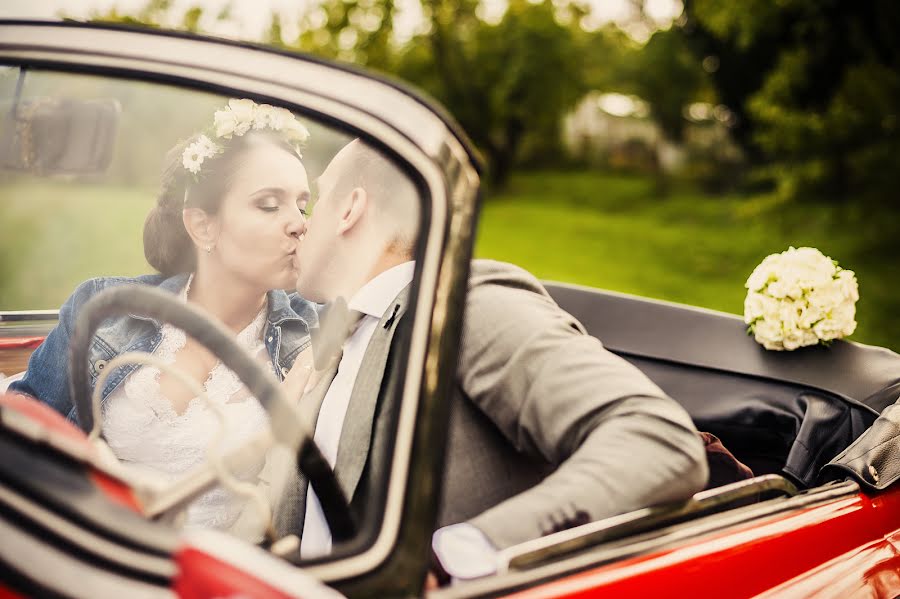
[348,261,415,319]
[333,284,412,502]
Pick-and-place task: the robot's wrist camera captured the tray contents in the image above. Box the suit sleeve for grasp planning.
[460,261,709,549]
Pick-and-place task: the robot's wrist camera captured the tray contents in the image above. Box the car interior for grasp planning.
[0,64,430,564]
[546,282,900,489]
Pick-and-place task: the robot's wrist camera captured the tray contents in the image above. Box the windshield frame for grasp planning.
[0,19,481,587]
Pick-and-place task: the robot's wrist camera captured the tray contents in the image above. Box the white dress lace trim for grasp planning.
[103,276,272,532]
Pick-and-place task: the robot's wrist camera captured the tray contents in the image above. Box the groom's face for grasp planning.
[293,146,351,302]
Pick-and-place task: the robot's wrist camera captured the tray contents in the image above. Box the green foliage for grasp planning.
[273,0,400,72]
[684,0,900,204]
[82,0,725,188]
[0,182,154,309]
[77,0,211,31]
[625,28,713,143]
[476,170,900,351]
[396,0,588,184]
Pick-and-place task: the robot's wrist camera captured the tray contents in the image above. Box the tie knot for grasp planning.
[311,298,365,370]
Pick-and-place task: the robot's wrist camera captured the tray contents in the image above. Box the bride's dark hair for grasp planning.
[143,132,297,276]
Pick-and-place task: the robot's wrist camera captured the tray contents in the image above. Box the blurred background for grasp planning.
[1,0,899,350]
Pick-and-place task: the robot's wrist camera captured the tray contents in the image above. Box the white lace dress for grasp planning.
[103,282,272,533]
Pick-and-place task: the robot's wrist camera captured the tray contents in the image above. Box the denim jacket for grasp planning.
[9,273,317,426]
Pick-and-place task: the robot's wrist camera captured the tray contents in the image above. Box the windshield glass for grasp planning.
[0,66,424,554]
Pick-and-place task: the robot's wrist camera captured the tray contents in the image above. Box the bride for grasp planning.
[10,99,317,535]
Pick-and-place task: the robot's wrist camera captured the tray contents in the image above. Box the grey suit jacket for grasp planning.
[438,260,708,548]
[270,287,410,541]
[284,260,708,552]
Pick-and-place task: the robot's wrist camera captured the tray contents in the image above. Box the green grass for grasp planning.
[2,172,898,352]
[475,171,900,352]
[0,181,155,309]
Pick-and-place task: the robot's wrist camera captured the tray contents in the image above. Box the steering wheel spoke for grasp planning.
[68,285,356,545]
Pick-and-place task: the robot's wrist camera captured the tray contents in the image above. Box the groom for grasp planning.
[287,140,708,580]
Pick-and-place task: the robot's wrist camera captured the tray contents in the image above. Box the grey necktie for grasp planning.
[310,297,365,371]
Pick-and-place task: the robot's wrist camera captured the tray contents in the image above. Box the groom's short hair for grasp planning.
[331,140,420,255]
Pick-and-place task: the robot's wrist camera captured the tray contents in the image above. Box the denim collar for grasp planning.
[129,273,304,328]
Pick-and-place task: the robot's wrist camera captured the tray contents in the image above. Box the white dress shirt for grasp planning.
[299,260,500,581]
[301,261,416,558]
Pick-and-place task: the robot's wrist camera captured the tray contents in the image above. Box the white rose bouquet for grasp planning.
[744,247,859,351]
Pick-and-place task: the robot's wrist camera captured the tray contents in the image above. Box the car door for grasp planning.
[0,20,479,597]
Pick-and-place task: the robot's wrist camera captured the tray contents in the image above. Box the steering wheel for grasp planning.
[67,284,355,542]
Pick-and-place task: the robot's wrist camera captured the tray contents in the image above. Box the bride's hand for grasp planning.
[281,347,316,401]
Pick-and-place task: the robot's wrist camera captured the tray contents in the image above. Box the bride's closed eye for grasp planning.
[252,190,282,212]
[258,200,279,213]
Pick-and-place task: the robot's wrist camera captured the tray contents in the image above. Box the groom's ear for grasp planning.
[182,208,218,249]
[336,187,368,236]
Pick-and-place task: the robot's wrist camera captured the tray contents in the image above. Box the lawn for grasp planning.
[1,172,898,352]
[0,181,155,309]
[475,170,900,352]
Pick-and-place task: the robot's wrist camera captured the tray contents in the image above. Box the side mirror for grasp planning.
[1,96,120,176]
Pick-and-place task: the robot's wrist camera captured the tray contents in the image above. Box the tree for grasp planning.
[626,28,712,145]
[270,0,401,73]
[397,0,588,185]
[85,0,596,187]
[683,0,900,203]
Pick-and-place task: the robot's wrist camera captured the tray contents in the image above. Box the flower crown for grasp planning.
[181,98,311,176]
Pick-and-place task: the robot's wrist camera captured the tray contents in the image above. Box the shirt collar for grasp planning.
[348,261,415,319]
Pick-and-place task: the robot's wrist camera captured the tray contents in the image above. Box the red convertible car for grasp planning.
[2,20,900,599]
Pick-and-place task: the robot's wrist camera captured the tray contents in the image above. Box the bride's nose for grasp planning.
[286,211,306,239]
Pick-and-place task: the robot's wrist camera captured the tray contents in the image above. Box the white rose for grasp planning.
[797,301,824,329]
[753,319,783,350]
[832,302,858,335]
[813,319,841,341]
[777,302,802,332]
[811,283,847,313]
[283,118,310,143]
[252,104,275,129]
[214,109,238,138]
[836,269,859,301]
[744,291,776,323]
[782,334,802,351]
[766,278,796,299]
[746,253,784,291]
[225,99,256,136]
[782,247,836,289]
[228,98,255,120]
[266,106,292,131]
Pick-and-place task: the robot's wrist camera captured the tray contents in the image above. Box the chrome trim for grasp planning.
[0,483,176,579]
[0,510,174,598]
[0,24,451,156]
[435,480,861,599]
[2,406,123,472]
[498,474,798,571]
[0,310,59,322]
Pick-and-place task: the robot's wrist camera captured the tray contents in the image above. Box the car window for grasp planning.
[0,66,424,557]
